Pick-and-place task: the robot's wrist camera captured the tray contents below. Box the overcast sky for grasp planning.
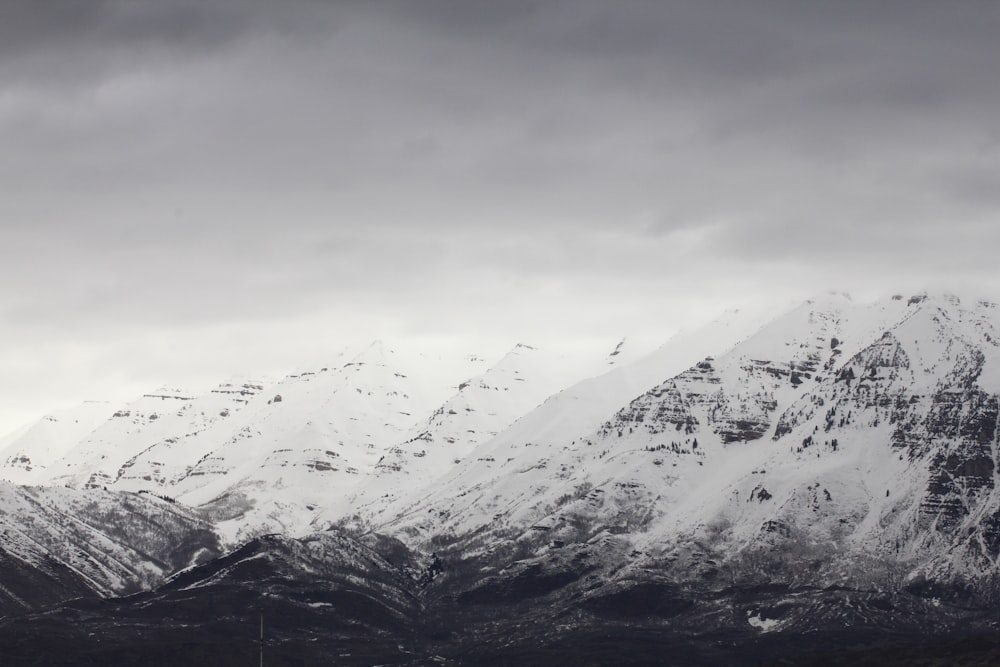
[2,0,999,432]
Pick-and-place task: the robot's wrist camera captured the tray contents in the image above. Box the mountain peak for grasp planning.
[347,339,393,366]
[810,290,853,303]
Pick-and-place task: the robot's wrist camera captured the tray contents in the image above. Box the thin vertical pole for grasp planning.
[259,609,264,667]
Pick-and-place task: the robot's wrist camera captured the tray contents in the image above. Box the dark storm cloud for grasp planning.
[0,0,332,62]
[3,0,1000,429]
[3,0,999,266]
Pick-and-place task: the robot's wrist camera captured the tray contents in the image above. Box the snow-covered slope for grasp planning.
[159,341,492,543]
[5,338,638,546]
[37,384,267,491]
[319,340,657,529]
[376,293,1000,596]
[0,401,115,484]
[172,339,642,543]
[10,291,1000,601]
[0,342,488,544]
[0,480,219,613]
[9,292,1000,662]
[45,341,489,543]
[376,303,778,539]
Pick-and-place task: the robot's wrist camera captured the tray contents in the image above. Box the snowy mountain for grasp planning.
[376,292,1000,603]
[0,480,218,615]
[0,338,632,547]
[319,339,660,531]
[39,384,267,491]
[5,292,1000,664]
[161,340,494,543]
[0,401,115,484]
[3,341,492,545]
[374,302,782,542]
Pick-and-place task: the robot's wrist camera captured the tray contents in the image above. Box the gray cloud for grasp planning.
[2,0,1000,429]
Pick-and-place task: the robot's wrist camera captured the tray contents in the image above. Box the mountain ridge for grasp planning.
[3,292,1000,664]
